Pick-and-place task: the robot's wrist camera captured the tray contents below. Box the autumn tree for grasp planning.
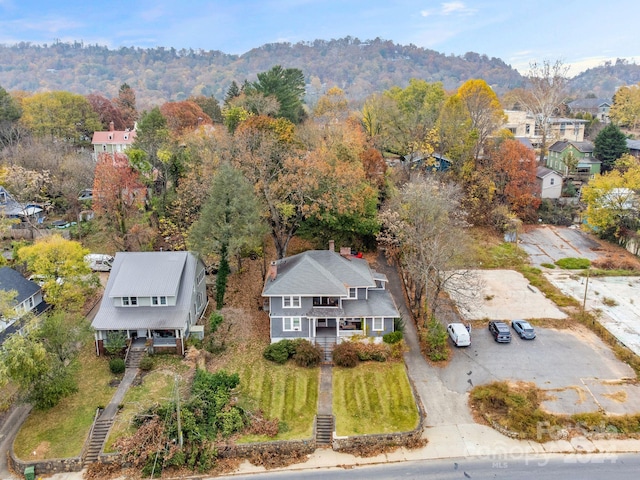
[249,65,306,124]
[610,83,640,129]
[435,94,477,177]
[378,176,479,321]
[594,123,629,172]
[86,93,126,130]
[16,235,97,312]
[487,138,541,220]
[113,83,138,129]
[93,152,148,246]
[581,155,640,240]
[160,100,212,136]
[188,95,223,123]
[457,78,505,161]
[313,86,349,124]
[20,91,102,146]
[518,60,570,162]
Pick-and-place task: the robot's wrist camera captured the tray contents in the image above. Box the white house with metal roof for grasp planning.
[91,251,208,356]
[262,244,399,348]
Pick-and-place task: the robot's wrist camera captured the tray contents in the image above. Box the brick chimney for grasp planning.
[267,261,277,280]
[109,121,115,132]
[340,247,351,257]
[329,240,335,252]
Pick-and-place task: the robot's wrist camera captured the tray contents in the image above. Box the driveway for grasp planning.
[519,225,601,267]
[442,324,640,415]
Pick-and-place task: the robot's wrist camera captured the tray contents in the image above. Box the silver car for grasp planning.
[512,320,536,340]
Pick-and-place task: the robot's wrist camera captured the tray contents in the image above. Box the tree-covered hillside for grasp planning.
[0,38,523,109]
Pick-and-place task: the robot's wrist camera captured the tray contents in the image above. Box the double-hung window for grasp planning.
[348,287,357,299]
[372,317,384,331]
[152,296,167,306]
[282,296,301,308]
[122,296,138,307]
[283,317,302,331]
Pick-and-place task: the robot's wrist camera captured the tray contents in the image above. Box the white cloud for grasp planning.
[441,2,475,15]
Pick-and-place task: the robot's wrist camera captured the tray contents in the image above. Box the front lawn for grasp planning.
[13,344,118,460]
[333,362,418,436]
[233,355,319,442]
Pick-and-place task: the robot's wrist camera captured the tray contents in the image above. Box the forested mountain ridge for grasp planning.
[0,38,638,109]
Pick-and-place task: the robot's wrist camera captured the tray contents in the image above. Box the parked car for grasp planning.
[512,320,536,340]
[488,320,511,343]
[447,322,471,347]
[85,254,114,272]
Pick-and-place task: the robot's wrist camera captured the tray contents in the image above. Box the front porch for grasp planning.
[95,328,187,356]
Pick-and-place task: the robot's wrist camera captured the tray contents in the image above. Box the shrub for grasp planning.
[292,340,323,367]
[394,317,405,333]
[139,354,154,371]
[555,257,591,270]
[109,358,126,374]
[332,341,359,368]
[383,330,403,344]
[389,340,409,359]
[105,331,127,356]
[354,342,389,362]
[423,317,448,362]
[263,340,294,364]
[209,311,224,333]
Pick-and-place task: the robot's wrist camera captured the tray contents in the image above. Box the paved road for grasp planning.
[0,404,31,480]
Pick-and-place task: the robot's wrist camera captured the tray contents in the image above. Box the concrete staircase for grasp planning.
[315,415,334,446]
[125,347,146,369]
[315,337,336,364]
[83,415,113,466]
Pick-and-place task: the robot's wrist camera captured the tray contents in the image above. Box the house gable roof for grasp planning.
[263,250,376,297]
[548,140,594,154]
[536,166,561,179]
[626,139,640,151]
[92,251,202,331]
[568,98,611,109]
[91,129,136,146]
[109,251,187,298]
[0,267,40,303]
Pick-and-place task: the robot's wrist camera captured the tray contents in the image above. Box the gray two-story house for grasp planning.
[92,251,208,356]
[262,244,399,346]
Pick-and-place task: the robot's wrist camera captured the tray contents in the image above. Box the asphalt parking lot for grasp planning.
[441,322,640,415]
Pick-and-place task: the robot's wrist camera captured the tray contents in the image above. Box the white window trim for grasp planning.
[121,296,138,307]
[283,317,302,331]
[151,296,167,306]
[348,287,357,299]
[372,317,384,331]
[282,295,301,308]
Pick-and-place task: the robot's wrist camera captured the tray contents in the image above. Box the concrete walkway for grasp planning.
[317,364,332,417]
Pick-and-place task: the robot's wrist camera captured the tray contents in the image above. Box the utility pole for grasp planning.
[582,267,590,312]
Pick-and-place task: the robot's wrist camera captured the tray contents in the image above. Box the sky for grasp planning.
[0,0,638,76]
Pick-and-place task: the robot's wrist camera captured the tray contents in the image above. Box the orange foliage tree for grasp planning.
[93,153,147,241]
[488,138,541,220]
[159,100,212,136]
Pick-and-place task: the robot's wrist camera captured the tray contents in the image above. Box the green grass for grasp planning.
[519,265,580,308]
[234,356,319,442]
[555,257,591,269]
[540,262,556,269]
[333,362,418,436]
[472,240,528,269]
[13,344,118,460]
[104,370,178,452]
[588,268,640,277]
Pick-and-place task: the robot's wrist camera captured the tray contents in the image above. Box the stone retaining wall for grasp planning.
[8,453,83,478]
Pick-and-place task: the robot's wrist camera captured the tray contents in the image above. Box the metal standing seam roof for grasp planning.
[262,250,376,296]
[0,267,40,303]
[109,251,187,297]
[92,251,199,331]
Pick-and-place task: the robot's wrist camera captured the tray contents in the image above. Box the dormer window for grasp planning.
[348,287,357,299]
[122,296,138,306]
[152,296,167,306]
